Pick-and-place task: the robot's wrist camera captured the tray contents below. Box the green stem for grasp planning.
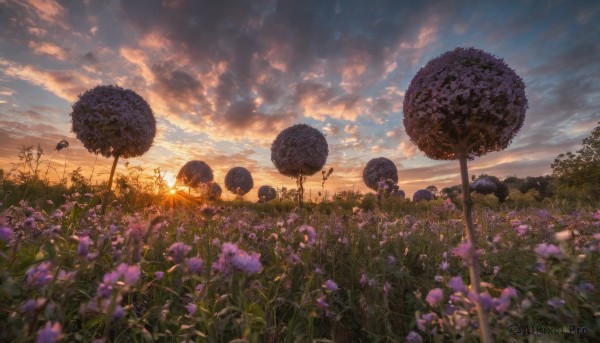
[458,150,493,343]
[102,154,120,214]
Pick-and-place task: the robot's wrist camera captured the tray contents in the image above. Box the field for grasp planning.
[1,179,599,342]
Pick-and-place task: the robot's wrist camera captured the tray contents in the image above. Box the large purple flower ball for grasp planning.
[70,85,156,158]
[271,124,329,178]
[403,47,527,160]
[225,167,254,196]
[363,157,398,191]
[177,160,214,188]
[413,189,435,202]
[208,182,222,200]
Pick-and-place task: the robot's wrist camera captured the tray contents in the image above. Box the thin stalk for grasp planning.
[61,148,69,184]
[458,150,493,343]
[89,153,99,185]
[102,154,120,214]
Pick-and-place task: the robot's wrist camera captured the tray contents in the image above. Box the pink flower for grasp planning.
[316,295,329,309]
[155,271,164,280]
[383,281,391,295]
[452,240,481,265]
[185,303,197,316]
[186,257,204,275]
[167,242,192,263]
[515,224,529,236]
[426,288,443,306]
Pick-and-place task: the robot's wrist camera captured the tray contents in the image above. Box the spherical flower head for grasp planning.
[412,189,434,202]
[168,242,192,263]
[224,167,253,196]
[363,157,398,191]
[176,160,214,188]
[449,276,467,293]
[323,279,338,291]
[208,182,222,200]
[70,85,156,159]
[258,185,277,202]
[470,177,497,195]
[55,140,69,151]
[271,124,328,178]
[406,331,423,343]
[36,321,62,343]
[403,47,528,160]
[426,288,444,306]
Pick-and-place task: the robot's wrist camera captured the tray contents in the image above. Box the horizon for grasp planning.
[1,0,599,201]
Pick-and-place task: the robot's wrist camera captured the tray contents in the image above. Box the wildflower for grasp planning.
[493,265,500,276]
[57,270,77,283]
[449,276,466,293]
[21,298,40,313]
[299,225,316,245]
[387,255,396,265]
[116,263,141,285]
[287,212,299,225]
[578,282,595,294]
[37,321,62,343]
[417,312,438,332]
[0,226,12,242]
[534,243,564,259]
[186,257,204,275]
[434,275,443,282]
[314,267,324,275]
[195,283,205,300]
[23,217,35,227]
[592,209,600,221]
[439,260,449,270]
[323,279,338,291]
[406,331,423,343]
[185,303,197,316]
[547,297,564,309]
[515,224,529,236]
[167,242,192,263]
[383,281,391,295]
[212,242,263,275]
[155,271,164,280]
[360,273,368,287]
[52,209,64,220]
[426,288,443,306]
[316,295,329,309]
[452,241,481,265]
[26,262,54,288]
[286,253,300,265]
[78,236,92,257]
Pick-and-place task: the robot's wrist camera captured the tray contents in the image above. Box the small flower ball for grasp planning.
[392,189,406,199]
[403,47,527,160]
[225,167,253,196]
[177,160,214,188]
[70,85,156,158]
[208,182,222,200]
[258,185,277,202]
[413,189,435,202]
[363,157,398,191]
[470,177,497,195]
[271,124,329,178]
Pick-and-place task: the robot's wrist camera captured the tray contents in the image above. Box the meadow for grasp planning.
[1,169,599,342]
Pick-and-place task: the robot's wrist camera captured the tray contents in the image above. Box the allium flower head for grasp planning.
[176,160,214,188]
[403,47,528,160]
[224,167,254,196]
[271,124,328,178]
[412,189,434,202]
[70,85,156,159]
[207,182,222,200]
[362,157,398,191]
[0,226,12,242]
[258,185,277,202]
[55,140,69,151]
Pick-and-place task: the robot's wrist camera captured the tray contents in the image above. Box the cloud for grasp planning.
[28,41,69,60]
[0,60,99,102]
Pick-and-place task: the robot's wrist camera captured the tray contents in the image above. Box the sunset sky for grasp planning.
[1,0,599,200]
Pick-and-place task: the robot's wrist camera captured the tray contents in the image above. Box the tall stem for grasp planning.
[89,153,99,185]
[102,154,120,214]
[458,150,493,343]
[297,174,304,208]
[61,148,69,184]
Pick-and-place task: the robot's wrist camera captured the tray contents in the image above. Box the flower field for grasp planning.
[1,192,599,342]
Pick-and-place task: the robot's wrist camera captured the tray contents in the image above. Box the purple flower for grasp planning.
[592,209,600,221]
[78,236,92,257]
[299,225,316,245]
[167,242,192,263]
[417,312,438,332]
[360,273,368,287]
[426,288,443,307]
[21,298,40,314]
[195,283,205,300]
[185,303,197,316]
[534,243,563,259]
[515,224,529,237]
[406,331,423,343]
[0,226,13,242]
[316,295,329,309]
[155,271,164,280]
[383,281,391,295]
[212,242,263,276]
[23,217,35,227]
[439,260,449,270]
[449,276,466,293]
[186,257,204,275]
[323,279,338,291]
[547,297,565,309]
[36,321,62,343]
[26,262,54,288]
[116,263,141,285]
[387,255,396,265]
[452,240,481,265]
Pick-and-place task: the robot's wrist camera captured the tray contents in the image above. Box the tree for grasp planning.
[551,121,600,201]
[403,47,527,343]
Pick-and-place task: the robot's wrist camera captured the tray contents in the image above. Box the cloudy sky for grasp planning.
[1,0,599,200]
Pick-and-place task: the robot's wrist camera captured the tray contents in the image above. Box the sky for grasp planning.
[1,0,599,201]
